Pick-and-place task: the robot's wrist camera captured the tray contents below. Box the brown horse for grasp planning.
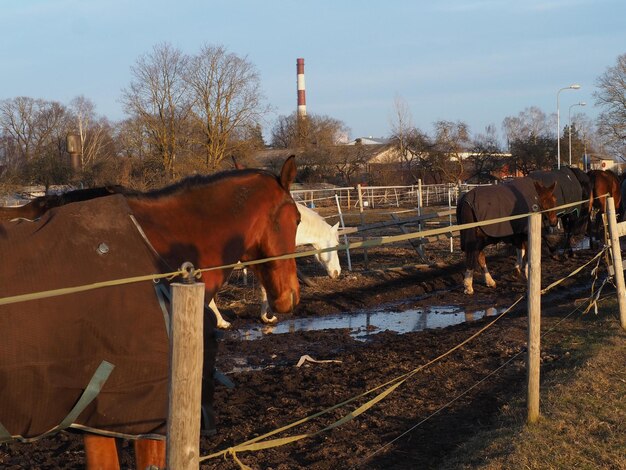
[588,169,622,214]
[588,169,622,242]
[0,157,301,469]
[457,178,558,295]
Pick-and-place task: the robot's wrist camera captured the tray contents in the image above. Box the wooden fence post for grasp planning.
[527,212,541,424]
[167,281,205,469]
[606,197,626,330]
[417,179,423,214]
[335,194,352,271]
[357,184,369,269]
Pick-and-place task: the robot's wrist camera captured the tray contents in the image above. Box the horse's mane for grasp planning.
[130,168,276,199]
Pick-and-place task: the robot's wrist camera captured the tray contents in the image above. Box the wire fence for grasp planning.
[1,195,621,470]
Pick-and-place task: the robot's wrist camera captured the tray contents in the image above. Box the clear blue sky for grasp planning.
[2,0,625,143]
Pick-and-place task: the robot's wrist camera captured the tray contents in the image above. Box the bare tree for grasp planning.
[271,114,298,149]
[388,97,435,183]
[186,44,269,171]
[121,42,192,180]
[0,97,72,188]
[271,112,348,149]
[329,145,369,184]
[389,95,413,174]
[431,120,470,183]
[468,124,506,182]
[0,97,65,163]
[594,53,626,157]
[502,106,549,143]
[69,96,112,169]
[502,107,555,173]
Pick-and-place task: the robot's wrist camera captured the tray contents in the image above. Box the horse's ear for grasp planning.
[548,181,557,193]
[332,222,340,231]
[279,155,297,191]
[534,180,556,194]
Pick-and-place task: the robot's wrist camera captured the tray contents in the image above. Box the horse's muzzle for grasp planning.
[272,288,300,313]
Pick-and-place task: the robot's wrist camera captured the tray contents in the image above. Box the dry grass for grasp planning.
[439,300,626,470]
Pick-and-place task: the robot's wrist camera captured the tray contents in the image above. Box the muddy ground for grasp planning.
[0,209,620,469]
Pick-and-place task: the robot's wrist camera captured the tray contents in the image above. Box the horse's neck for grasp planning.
[127,195,246,260]
[296,206,327,248]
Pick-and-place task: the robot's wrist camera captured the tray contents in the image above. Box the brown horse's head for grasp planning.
[534,180,558,227]
[243,156,301,314]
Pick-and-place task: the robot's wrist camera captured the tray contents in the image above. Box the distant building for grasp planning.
[346,136,390,146]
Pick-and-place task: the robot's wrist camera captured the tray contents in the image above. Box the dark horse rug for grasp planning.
[529,166,588,217]
[0,195,212,442]
[530,166,590,248]
[457,177,545,241]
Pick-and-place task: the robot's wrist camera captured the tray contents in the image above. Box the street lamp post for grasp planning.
[556,84,581,169]
[568,101,586,166]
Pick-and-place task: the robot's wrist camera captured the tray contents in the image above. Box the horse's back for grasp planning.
[458,178,539,240]
[590,169,621,205]
[0,195,170,441]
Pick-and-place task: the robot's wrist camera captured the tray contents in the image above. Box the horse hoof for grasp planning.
[217,320,231,329]
[261,314,278,324]
[464,288,474,295]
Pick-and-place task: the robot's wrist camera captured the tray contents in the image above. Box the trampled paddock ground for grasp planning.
[1,191,624,469]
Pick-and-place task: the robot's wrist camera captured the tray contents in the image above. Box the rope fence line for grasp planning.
[0,198,590,307]
[354,282,613,468]
[200,296,526,467]
[204,239,609,468]
[0,193,613,467]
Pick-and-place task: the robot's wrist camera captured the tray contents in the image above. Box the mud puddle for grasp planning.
[231,304,502,342]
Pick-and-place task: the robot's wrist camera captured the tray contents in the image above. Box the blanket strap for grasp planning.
[0,420,11,441]
[154,281,172,338]
[0,360,115,443]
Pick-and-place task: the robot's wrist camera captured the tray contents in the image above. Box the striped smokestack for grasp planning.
[297,58,306,118]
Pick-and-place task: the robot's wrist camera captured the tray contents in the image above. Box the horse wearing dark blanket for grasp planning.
[529,166,591,254]
[0,157,301,469]
[457,177,557,295]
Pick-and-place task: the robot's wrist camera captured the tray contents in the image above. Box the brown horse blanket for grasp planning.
[0,195,172,441]
[459,177,543,239]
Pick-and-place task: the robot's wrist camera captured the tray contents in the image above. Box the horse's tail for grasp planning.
[456,196,479,271]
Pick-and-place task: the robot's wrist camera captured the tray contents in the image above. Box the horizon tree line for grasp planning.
[1,46,625,192]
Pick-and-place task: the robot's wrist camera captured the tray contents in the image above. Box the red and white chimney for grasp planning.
[297,58,306,118]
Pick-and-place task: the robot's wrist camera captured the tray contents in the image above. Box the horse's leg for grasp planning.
[478,250,496,288]
[83,434,120,470]
[461,225,479,295]
[201,313,218,437]
[259,285,278,324]
[208,297,231,329]
[514,237,528,279]
[134,439,165,470]
[514,246,524,278]
[463,267,474,295]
